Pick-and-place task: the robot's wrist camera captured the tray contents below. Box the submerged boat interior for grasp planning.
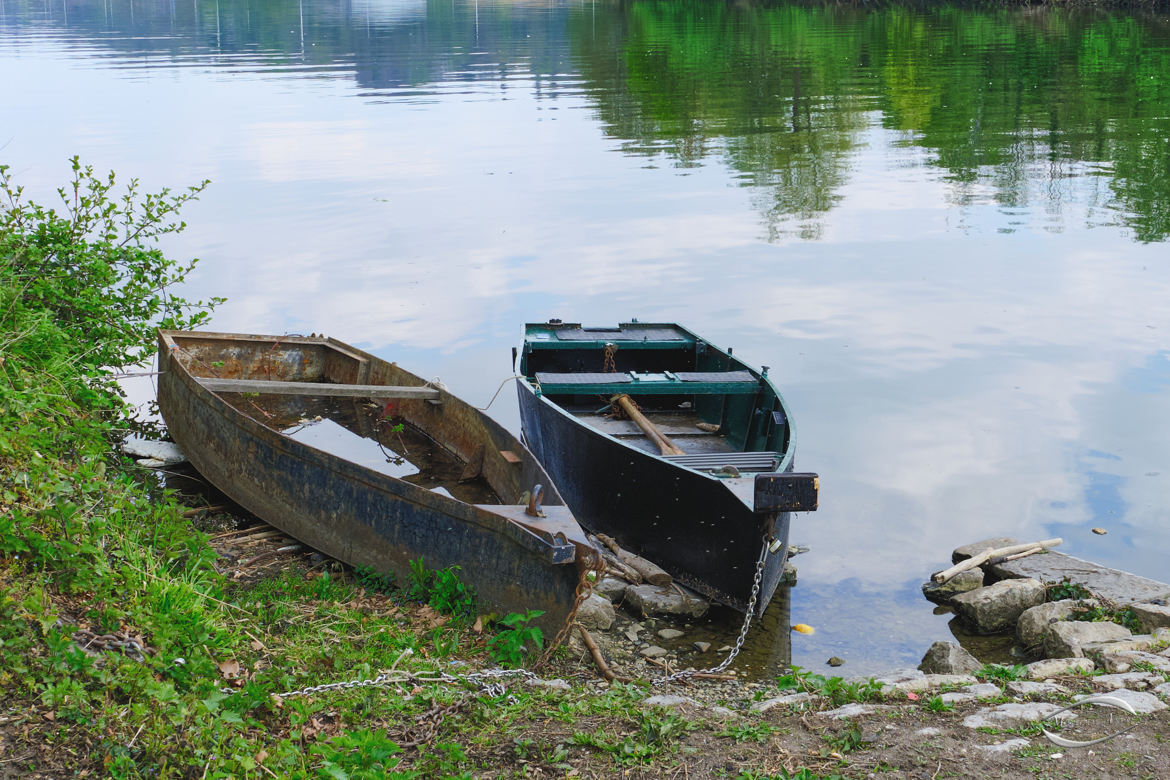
[165,332,524,505]
[521,322,792,470]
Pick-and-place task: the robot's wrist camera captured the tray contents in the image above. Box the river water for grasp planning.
[3,0,1167,675]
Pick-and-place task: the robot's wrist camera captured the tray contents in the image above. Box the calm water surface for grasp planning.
[3,0,1168,674]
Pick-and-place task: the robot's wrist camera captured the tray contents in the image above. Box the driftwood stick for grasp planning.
[239,544,304,568]
[932,538,1062,584]
[600,549,643,584]
[991,546,1048,566]
[578,625,628,683]
[211,524,269,539]
[597,533,672,586]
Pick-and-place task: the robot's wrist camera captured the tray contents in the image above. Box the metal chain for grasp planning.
[654,535,769,685]
[268,665,540,700]
[538,547,603,668]
[602,343,618,373]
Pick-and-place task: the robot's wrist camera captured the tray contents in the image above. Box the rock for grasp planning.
[827,656,844,667]
[817,703,894,719]
[916,727,942,736]
[1024,657,1095,679]
[953,538,1017,564]
[870,668,925,687]
[918,641,982,675]
[121,439,187,466]
[1154,682,1170,699]
[922,568,985,605]
[577,594,616,631]
[594,577,629,601]
[962,702,1077,730]
[1016,599,1094,647]
[624,584,708,619]
[643,694,694,709]
[752,692,815,713]
[640,645,668,659]
[1108,651,1170,673]
[1077,688,1167,714]
[1083,635,1159,657]
[1007,681,1068,697]
[656,628,684,640]
[1090,672,1162,691]
[623,626,641,643]
[952,579,1047,634]
[963,683,1006,699]
[1153,626,1170,644]
[1130,603,1170,633]
[693,641,711,653]
[1099,655,1133,674]
[895,674,978,693]
[529,678,571,691]
[975,738,1030,754]
[1044,621,1131,658]
[710,705,737,719]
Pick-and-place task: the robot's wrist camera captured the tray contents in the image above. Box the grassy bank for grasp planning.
[0,160,800,778]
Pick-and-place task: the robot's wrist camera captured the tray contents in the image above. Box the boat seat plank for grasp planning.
[674,371,756,383]
[197,377,441,400]
[535,372,631,385]
[662,452,780,473]
[534,370,758,396]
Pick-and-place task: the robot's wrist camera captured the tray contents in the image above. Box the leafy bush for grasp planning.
[487,610,544,667]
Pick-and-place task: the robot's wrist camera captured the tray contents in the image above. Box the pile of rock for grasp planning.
[922,537,1170,666]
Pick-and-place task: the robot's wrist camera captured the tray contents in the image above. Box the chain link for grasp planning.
[538,546,603,668]
[653,535,769,686]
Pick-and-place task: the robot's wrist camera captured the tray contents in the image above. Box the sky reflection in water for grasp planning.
[2,0,1168,673]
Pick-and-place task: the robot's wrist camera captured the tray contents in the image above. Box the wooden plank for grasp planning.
[196,377,440,400]
[754,472,819,512]
[538,381,758,396]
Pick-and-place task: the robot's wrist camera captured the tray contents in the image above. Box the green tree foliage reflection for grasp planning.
[570,1,1170,242]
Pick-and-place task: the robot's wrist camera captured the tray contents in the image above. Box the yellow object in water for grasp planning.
[792,623,815,635]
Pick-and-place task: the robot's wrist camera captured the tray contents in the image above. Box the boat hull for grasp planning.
[518,383,791,614]
[158,331,591,635]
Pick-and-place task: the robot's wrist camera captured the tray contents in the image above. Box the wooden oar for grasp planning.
[610,394,685,456]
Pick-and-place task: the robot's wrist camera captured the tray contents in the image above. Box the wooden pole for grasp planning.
[611,394,685,456]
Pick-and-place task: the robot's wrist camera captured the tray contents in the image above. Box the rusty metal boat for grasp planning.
[516,321,817,615]
[158,330,595,636]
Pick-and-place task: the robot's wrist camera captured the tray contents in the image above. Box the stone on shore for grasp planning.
[639,645,668,659]
[918,641,982,675]
[624,584,709,619]
[894,674,978,693]
[594,576,629,601]
[1083,634,1161,658]
[964,683,1006,699]
[1024,657,1095,679]
[1077,688,1167,714]
[656,628,685,640]
[577,593,616,631]
[1129,602,1170,633]
[962,702,1076,730]
[121,439,188,466]
[1099,650,1170,675]
[752,692,815,713]
[975,738,1030,754]
[1016,599,1093,647]
[1155,682,1170,699]
[922,568,985,605]
[1007,681,1068,697]
[1044,621,1131,658]
[952,578,1046,634]
[1090,672,1163,691]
